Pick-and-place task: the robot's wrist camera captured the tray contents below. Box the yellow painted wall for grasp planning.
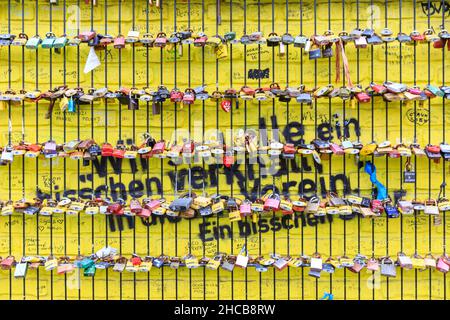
[0,0,449,300]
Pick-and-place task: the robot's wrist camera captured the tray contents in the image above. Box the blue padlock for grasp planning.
[385,203,399,218]
[83,265,96,277]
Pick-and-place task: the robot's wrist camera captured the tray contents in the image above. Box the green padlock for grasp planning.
[41,32,56,49]
[53,34,68,49]
[224,31,236,42]
[83,264,96,277]
[25,35,42,50]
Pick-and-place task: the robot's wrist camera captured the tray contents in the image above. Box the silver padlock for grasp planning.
[1,146,14,163]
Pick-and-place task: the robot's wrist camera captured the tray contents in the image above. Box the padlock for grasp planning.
[366,257,380,271]
[397,252,413,270]
[14,260,28,279]
[44,255,58,271]
[264,193,280,211]
[113,257,127,272]
[309,44,322,59]
[267,32,281,47]
[354,36,367,48]
[79,30,96,42]
[139,257,153,272]
[411,254,426,270]
[239,200,252,217]
[436,256,450,273]
[1,256,15,270]
[235,246,249,268]
[182,88,196,105]
[424,254,436,269]
[221,257,235,272]
[424,199,439,215]
[184,254,199,269]
[169,194,193,212]
[12,33,28,46]
[126,29,140,43]
[305,196,320,214]
[380,257,396,277]
[53,34,68,48]
[25,35,42,49]
[294,34,308,48]
[113,34,125,49]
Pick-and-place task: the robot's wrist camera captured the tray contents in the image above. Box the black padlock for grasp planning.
[322,44,333,58]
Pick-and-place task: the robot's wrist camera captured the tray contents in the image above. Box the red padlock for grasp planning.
[103,145,117,157]
[241,86,256,96]
[433,38,446,49]
[283,143,296,154]
[170,88,184,103]
[370,82,387,94]
[151,140,165,155]
[264,193,280,211]
[223,151,234,168]
[112,144,126,158]
[108,201,124,215]
[194,34,207,47]
[292,198,307,212]
[182,88,196,105]
[410,31,425,42]
[221,99,232,112]
[371,199,384,214]
[130,255,142,266]
[355,91,371,103]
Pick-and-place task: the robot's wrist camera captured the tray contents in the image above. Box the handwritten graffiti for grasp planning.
[421,1,450,16]
[406,107,429,126]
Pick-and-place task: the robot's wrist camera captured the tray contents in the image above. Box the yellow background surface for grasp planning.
[0,0,449,300]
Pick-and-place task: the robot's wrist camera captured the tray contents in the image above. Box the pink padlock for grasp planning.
[143,198,161,211]
[239,200,252,217]
[408,86,422,95]
[437,256,450,273]
[330,143,344,155]
[264,193,280,211]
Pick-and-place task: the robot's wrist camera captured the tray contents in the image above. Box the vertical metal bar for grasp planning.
[90,0,95,300]
[21,0,26,300]
[118,0,123,301]
[227,0,234,300]
[76,0,81,301]
[174,0,179,301]
[132,0,136,301]
[49,0,54,301]
[300,0,304,301]
[271,0,276,300]
[427,0,432,301]
[441,0,447,300]
[313,0,318,300]
[243,0,248,301]
[145,0,150,300]
[63,0,67,301]
[257,0,262,301]
[35,0,40,300]
[104,0,109,301]
[7,0,12,301]
[159,0,164,301]
[285,0,290,301]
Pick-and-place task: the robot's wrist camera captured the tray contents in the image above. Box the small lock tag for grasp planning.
[403,171,416,183]
[215,42,228,59]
